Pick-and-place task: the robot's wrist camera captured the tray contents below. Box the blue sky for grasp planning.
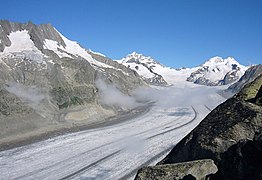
[1,0,262,67]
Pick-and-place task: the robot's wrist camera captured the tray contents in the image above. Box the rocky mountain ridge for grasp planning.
[226,64,262,94]
[118,53,248,86]
[0,20,145,148]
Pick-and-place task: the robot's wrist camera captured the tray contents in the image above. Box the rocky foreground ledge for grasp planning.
[135,75,262,180]
[135,159,218,180]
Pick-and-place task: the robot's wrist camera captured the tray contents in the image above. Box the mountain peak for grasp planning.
[129,51,152,59]
[119,52,168,85]
[0,20,66,52]
[130,51,141,56]
[187,56,247,86]
[202,56,239,67]
[122,52,162,66]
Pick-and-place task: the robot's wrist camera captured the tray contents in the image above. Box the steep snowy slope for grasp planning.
[187,56,247,86]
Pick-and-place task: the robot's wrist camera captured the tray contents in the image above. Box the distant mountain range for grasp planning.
[118,52,248,86]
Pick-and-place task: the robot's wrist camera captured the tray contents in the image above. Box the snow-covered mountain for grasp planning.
[118,54,248,86]
[187,56,247,86]
[118,52,168,86]
[118,52,198,86]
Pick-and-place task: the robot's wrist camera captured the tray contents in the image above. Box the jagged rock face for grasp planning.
[157,75,262,179]
[135,159,218,180]
[187,57,247,86]
[236,75,262,102]
[0,20,145,145]
[118,52,168,86]
[143,74,167,86]
[0,20,66,52]
[219,68,242,85]
[88,51,145,93]
[227,64,262,94]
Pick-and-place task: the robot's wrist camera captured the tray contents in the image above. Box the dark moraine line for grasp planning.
[146,106,197,140]
[118,106,198,180]
[14,142,122,179]
[204,104,212,111]
[59,150,122,180]
[15,109,186,179]
[55,107,198,179]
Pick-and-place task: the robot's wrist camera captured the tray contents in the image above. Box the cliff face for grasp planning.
[136,75,262,180]
[0,20,66,52]
[227,64,262,94]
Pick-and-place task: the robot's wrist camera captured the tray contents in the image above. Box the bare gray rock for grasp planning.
[0,20,66,52]
[135,159,218,180]
[227,64,262,94]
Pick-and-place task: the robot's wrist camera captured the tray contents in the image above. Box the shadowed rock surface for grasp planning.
[218,133,262,179]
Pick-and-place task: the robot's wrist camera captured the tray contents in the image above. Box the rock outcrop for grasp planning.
[227,64,262,94]
[136,74,262,179]
[135,159,218,180]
